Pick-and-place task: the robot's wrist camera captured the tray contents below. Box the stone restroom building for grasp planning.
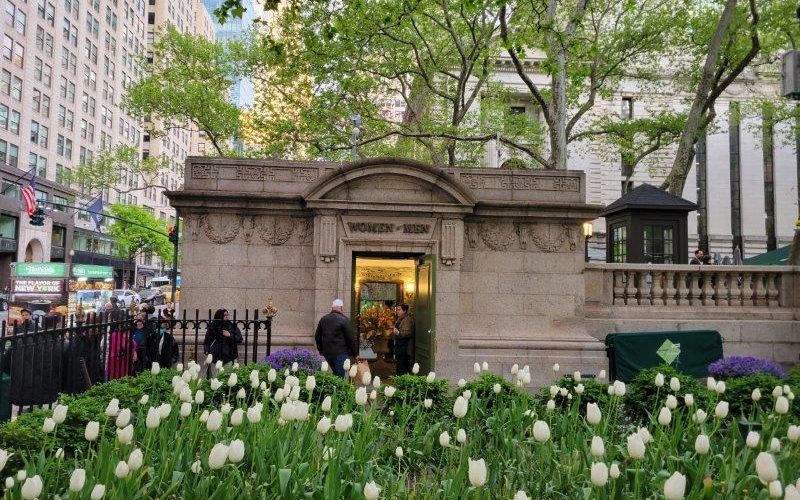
[168,157,610,383]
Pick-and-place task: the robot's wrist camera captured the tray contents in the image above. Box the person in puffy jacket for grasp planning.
[203,309,242,365]
[314,299,358,378]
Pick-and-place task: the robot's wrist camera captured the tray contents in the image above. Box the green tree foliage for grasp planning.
[70,145,171,196]
[124,26,242,155]
[106,204,173,265]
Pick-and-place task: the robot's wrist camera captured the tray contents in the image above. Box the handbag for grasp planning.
[354,359,371,385]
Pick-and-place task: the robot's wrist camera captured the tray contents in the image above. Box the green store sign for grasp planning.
[14,263,67,278]
[71,264,114,279]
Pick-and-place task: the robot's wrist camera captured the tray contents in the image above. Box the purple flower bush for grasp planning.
[708,356,788,380]
[263,348,324,373]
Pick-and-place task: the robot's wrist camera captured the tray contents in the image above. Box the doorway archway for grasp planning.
[24,239,44,262]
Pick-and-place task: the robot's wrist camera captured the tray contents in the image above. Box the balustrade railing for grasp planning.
[586,264,797,308]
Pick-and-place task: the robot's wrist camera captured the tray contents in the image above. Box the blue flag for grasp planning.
[87,196,103,230]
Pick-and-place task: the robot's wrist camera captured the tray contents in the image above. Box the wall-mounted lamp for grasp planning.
[404,282,415,294]
[582,222,593,262]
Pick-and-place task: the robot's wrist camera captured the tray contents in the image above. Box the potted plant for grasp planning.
[356,304,395,359]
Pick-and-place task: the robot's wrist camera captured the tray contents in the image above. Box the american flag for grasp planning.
[21,175,36,215]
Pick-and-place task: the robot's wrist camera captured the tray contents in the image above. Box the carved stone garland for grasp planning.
[518,223,577,252]
[200,214,242,244]
[479,222,516,251]
[255,216,296,246]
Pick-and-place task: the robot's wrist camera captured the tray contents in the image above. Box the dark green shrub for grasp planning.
[789,365,800,387]
[625,365,707,424]
[463,372,535,414]
[384,374,449,422]
[536,376,613,418]
[723,374,784,419]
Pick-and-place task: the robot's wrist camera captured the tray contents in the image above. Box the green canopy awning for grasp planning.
[743,245,791,265]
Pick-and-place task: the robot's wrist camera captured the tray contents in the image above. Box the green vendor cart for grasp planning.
[605,330,723,382]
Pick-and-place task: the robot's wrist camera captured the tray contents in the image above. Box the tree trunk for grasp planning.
[662,0,737,195]
[549,50,568,170]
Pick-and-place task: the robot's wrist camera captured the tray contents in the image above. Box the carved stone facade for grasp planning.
[169,157,605,386]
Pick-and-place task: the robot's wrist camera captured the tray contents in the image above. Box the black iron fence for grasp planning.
[0,310,273,414]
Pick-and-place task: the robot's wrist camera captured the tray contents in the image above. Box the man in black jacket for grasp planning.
[314,299,358,378]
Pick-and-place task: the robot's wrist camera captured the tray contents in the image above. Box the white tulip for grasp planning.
[769,480,783,498]
[42,417,56,434]
[552,363,560,372]
[706,376,716,390]
[550,386,559,397]
[412,363,420,374]
[206,410,223,432]
[85,421,99,441]
[626,433,646,459]
[457,379,468,387]
[714,401,729,419]
[481,361,489,371]
[90,484,106,499]
[613,380,626,397]
[319,361,329,373]
[590,462,608,487]
[334,413,353,433]
[395,446,403,458]
[208,443,229,469]
[453,396,468,418]
[158,403,171,419]
[348,365,358,378]
[665,395,678,410]
[770,437,780,452]
[468,458,487,487]
[598,369,606,380]
[573,371,582,382]
[342,358,351,371]
[127,448,143,471]
[355,387,368,406]
[274,388,285,402]
[775,396,790,415]
[511,364,519,374]
[117,424,134,445]
[695,434,710,455]
[423,399,432,409]
[267,368,277,383]
[16,470,26,481]
[590,436,604,457]
[363,481,381,500]
[210,378,222,391]
[463,390,472,400]
[316,416,331,434]
[177,402,191,418]
[305,375,317,392]
[670,377,681,392]
[234,388,245,400]
[658,407,672,426]
[115,408,131,428]
[321,396,332,412]
[586,403,601,425]
[227,373,237,387]
[69,468,86,492]
[146,407,161,429]
[715,380,726,394]
[6,477,14,489]
[21,475,42,500]
[105,398,120,417]
[426,372,436,383]
[473,362,481,374]
[513,491,529,500]
[746,431,760,448]
[655,373,665,387]
[199,410,209,422]
[55,447,64,459]
[205,354,213,364]
[221,403,231,415]
[361,372,372,386]
[439,431,450,447]
[52,404,68,424]
[456,428,467,444]
[694,409,708,423]
[246,406,261,424]
[151,362,161,375]
[230,408,243,426]
[785,485,800,500]
[683,394,694,407]
[384,386,396,398]
[609,463,621,479]
[114,460,130,478]
[372,376,381,389]
[322,446,334,461]
[546,399,556,411]
[637,427,652,444]
[788,425,800,442]
[752,388,762,401]
[179,386,192,403]
[607,385,615,396]
[755,452,779,483]
[663,471,686,500]
[532,420,550,443]
[228,439,245,463]
[559,388,568,397]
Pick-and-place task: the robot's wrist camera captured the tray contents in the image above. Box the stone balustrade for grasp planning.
[585,263,798,310]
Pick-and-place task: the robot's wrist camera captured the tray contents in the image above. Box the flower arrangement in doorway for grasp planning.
[356,303,395,341]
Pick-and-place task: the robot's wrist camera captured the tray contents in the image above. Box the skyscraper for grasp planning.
[200,0,253,109]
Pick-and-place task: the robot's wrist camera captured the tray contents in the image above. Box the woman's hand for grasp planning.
[222,330,231,337]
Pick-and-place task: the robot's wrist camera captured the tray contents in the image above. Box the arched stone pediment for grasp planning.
[304,158,475,213]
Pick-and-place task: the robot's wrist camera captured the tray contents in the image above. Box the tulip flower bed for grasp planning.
[0,360,798,499]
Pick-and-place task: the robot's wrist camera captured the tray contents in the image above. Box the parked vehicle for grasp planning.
[138,288,166,306]
[113,289,141,308]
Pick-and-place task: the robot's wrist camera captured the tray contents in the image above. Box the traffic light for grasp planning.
[168,226,178,244]
[29,207,46,226]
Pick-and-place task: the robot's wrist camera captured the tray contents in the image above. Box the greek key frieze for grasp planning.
[191,165,219,179]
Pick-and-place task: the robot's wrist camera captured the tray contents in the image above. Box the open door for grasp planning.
[414,254,435,373]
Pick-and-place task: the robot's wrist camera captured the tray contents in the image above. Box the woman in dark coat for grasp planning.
[145,318,178,368]
[203,309,243,365]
